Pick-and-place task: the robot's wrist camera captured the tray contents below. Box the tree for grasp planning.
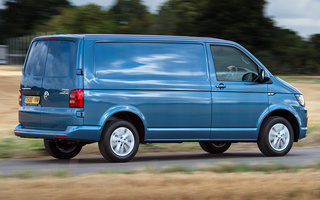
[111,0,147,18]
[0,0,70,41]
[1,0,319,75]
[150,0,202,36]
[35,4,116,34]
[152,0,320,75]
[110,0,152,34]
[310,34,320,51]
[308,34,320,73]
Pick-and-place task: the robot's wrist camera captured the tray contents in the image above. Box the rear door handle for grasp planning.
[216,83,226,89]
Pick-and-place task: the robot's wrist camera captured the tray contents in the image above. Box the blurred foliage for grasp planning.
[0,0,70,38]
[151,0,320,75]
[34,4,116,34]
[0,0,320,75]
[111,0,154,33]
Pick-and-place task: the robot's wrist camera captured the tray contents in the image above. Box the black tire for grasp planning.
[99,120,140,162]
[44,139,82,159]
[258,116,294,156]
[199,142,231,154]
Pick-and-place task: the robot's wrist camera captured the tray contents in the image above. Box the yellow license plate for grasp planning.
[25,96,40,104]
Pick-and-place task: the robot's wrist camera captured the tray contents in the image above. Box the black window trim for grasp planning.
[210,44,260,83]
[23,40,48,77]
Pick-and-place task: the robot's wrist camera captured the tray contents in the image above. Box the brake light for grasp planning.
[69,89,83,108]
[55,135,68,138]
[45,37,58,39]
[19,89,22,106]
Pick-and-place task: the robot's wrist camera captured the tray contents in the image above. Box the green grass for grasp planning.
[0,169,72,179]
[160,165,194,174]
[0,133,46,158]
[2,162,320,180]
[98,162,320,175]
[197,162,306,173]
[288,189,305,198]
[277,75,320,84]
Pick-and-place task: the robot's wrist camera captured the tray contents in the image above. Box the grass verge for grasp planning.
[0,133,46,159]
[1,161,320,179]
[99,161,320,175]
[0,169,71,179]
[278,75,320,84]
[1,166,320,200]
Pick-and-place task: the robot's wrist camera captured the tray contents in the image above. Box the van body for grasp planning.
[14,34,307,162]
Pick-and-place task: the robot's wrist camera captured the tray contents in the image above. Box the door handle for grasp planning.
[216,83,226,89]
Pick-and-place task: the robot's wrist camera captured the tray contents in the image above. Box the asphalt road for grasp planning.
[1,148,319,175]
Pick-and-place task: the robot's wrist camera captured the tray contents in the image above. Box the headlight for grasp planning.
[295,94,305,107]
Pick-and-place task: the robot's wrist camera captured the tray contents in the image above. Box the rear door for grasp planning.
[41,39,83,130]
[20,40,49,128]
[20,38,83,130]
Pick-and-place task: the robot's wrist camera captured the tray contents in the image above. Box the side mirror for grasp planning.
[259,69,265,82]
[259,69,271,83]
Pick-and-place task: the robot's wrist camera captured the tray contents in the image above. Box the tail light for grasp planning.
[45,37,59,39]
[69,89,83,108]
[19,89,22,106]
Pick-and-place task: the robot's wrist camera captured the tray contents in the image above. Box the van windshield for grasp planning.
[24,40,77,77]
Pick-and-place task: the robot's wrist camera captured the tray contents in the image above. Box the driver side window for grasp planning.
[211,45,258,82]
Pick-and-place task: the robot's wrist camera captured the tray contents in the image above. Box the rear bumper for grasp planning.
[14,123,102,142]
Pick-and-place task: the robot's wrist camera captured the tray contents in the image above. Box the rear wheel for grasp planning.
[199,142,231,154]
[99,120,139,162]
[258,116,293,156]
[44,139,82,159]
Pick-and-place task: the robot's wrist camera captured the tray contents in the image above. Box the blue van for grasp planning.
[14,34,307,162]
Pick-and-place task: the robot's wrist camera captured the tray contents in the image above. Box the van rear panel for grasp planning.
[19,37,83,131]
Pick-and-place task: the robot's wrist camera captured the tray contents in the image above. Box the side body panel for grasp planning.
[83,41,212,141]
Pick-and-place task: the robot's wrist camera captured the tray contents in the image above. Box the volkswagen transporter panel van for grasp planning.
[14,34,308,162]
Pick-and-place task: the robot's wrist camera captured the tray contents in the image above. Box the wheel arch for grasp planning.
[99,106,147,143]
[260,109,300,142]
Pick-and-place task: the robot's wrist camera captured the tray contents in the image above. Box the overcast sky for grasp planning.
[266,0,320,38]
[1,0,319,38]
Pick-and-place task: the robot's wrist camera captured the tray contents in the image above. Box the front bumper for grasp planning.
[298,108,308,140]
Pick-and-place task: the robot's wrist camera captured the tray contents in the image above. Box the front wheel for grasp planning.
[44,139,82,159]
[258,116,293,156]
[199,142,231,154]
[99,120,140,162]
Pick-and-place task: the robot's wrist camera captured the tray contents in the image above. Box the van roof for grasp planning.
[34,34,237,44]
